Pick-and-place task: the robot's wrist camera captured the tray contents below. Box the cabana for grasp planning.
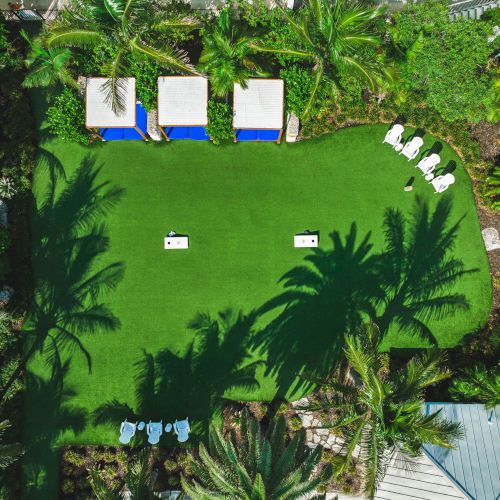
[157,76,209,141]
[86,77,148,141]
[233,79,284,143]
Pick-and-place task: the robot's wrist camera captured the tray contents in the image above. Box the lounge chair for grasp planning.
[416,153,440,176]
[147,420,163,445]
[383,124,404,148]
[400,137,424,160]
[430,173,455,193]
[119,419,137,444]
[173,418,190,443]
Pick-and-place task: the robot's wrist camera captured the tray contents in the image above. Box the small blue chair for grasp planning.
[119,419,137,444]
[173,418,190,443]
[147,420,163,445]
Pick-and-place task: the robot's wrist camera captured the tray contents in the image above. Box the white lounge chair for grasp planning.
[400,137,424,160]
[173,418,190,443]
[416,153,440,176]
[383,124,404,148]
[147,420,163,445]
[430,173,455,193]
[119,419,137,444]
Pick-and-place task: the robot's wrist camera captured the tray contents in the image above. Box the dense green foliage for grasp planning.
[46,88,90,144]
[0,228,10,283]
[256,0,386,118]
[199,8,268,97]
[301,323,462,498]
[390,0,498,123]
[88,449,155,499]
[182,408,332,498]
[280,65,313,117]
[484,165,500,209]
[206,100,233,145]
[450,363,500,409]
[132,59,163,112]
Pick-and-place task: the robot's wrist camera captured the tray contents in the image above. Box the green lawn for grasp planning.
[23,124,492,497]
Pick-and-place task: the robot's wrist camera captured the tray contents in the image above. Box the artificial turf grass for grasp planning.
[25,124,492,452]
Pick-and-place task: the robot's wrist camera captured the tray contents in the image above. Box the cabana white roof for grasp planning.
[86,77,136,128]
[158,76,208,126]
[233,79,284,130]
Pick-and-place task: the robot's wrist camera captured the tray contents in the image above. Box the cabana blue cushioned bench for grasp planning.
[100,103,148,141]
[235,129,281,141]
[163,126,210,141]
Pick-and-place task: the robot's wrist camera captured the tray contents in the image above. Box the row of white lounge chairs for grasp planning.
[119,418,190,445]
[383,124,456,194]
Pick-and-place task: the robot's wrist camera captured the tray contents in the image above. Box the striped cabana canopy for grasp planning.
[85,77,148,141]
[233,79,284,143]
[157,76,209,141]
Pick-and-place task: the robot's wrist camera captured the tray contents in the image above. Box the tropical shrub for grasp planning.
[46,88,90,144]
[280,65,313,117]
[182,408,332,498]
[132,59,163,112]
[484,165,500,210]
[0,227,10,282]
[206,100,233,145]
[450,363,500,409]
[391,1,498,123]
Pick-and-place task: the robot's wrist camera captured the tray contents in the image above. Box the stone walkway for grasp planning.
[292,397,360,458]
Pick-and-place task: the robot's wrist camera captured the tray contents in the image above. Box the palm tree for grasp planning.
[253,224,383,396]
[45,0,200,112]
[300,323,462,498]
[182,408,332,498]
[375,196,477,344]
[0,420,23,472]
[255,0,386,117]
[21,31,76,89]
[199,8,269,98]
[88,448,156,499]
[0,157,124,402]
[450,363,500,409]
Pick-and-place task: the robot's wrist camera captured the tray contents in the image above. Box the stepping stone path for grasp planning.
[291,397,359,457]
[482,227,500,251]
[147,110,163,141]
[286,112,300,143]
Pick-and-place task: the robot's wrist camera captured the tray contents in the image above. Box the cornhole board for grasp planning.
[294,234,318,248]
[164,236,189,249]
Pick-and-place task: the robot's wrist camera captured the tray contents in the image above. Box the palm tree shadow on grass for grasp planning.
[23,361,87,500]
[375,195,478,341]
[252,223,384,398]
[254,197,477,398]
[26,155,124,374]
[94,309,263,441]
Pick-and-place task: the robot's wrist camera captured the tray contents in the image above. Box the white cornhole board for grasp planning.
[294,234,318,248]
[164,236,189,249]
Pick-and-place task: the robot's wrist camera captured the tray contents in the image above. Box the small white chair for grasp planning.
[416,153,440,176]
[147,420,163,445]
[430,173,455,193]
[400,137,424,160]
[383,124,404,148]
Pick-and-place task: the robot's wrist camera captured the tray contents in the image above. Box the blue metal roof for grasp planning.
[423,403,500,500]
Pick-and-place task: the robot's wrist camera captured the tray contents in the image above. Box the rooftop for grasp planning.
[86,77,136,128]
[233,79,284,130]
[157,76,208,127]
